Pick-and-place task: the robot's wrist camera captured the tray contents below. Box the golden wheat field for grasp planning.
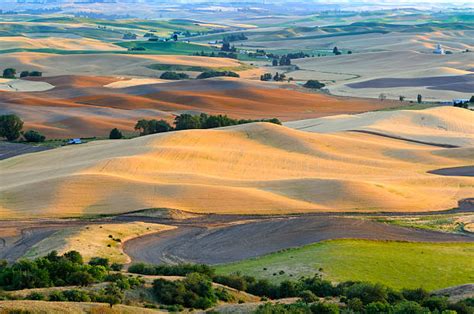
[1,107,472,218]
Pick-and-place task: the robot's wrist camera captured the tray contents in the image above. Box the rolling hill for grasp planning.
[1,107,472,218]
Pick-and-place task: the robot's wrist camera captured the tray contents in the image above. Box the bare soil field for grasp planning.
[123,215,474,265]
[428,165,474,177]
[0,142,51,160]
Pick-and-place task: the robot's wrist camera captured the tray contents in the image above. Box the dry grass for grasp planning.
[0,301,163,314]
[23,222,176,263]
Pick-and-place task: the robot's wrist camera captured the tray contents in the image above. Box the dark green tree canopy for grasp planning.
[0,114,24,141]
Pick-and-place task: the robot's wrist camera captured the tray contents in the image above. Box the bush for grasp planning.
[299,290,318,303]
[160,71,189,80]
[110,263,123,271]
[109,128,123,139]
[23,130,45,143]
[89,257,109,268]
[310,301,339,314]
[153,273,218,309]
[20,71,29,78]
[0,114,23,141]
[26,292,45,300]
[344,282,389,304]
[196,70,239,79]
[303,80,325,89]
[63,289,91,302]
[135,119,172,135]
[365,301,393,314]
[393,301,429,314]
[401,288,429,303]
[2,68,16,78]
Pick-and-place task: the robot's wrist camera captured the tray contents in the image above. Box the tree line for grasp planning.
[129,262,474,313]
[114,113,281,139]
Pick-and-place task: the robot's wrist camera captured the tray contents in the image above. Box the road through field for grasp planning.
[123,216,474,265]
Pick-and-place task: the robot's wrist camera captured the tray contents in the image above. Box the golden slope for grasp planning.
[284,107,474,147]
[1,108,473,218]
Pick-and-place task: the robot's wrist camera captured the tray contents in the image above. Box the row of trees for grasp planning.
[128,263,474,313]
[0,114,45,142]
[2,68,42,79]
[131,113,281,138]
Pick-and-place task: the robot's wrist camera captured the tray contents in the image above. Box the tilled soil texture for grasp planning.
[123,216,474,265]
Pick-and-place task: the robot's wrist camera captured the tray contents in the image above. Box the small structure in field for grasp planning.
[433,44,445,55]
[67,138,82,145]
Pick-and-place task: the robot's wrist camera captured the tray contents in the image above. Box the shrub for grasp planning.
[89,257,109,268]
[0,114,23,141]
[63,289,91,302]
[393,301,429,314]
[160,71,189,80]
[401,288,429,303]
[422,296,449,312]
[49,291,66,301]
[310,301,340,314]
[20,71,29,78]
[23,130,45,143]
[299,290,318,303]
[303,80,325,89]
[344,282,389,304]
[110,263,123,271]
[153,273,218,309]
[26,292,45,300]
[365,301,393,314]
[29,71,42,77]
[2,68,16,78]
[109,128,123,139]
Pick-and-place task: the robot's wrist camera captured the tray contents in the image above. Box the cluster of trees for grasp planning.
[129,263,474,313]
[454,96,474,109]
[159,71,189,80]
[222,33,248,42]
[20,70,42,78]
[260,72,290,82]
[193,51,239,59]
[153,273,232,309]
[132,113,281,137]
[2,68,42,78]
[221,42,237,52]
[196,70,239,79]
[0,251,113,290]
[0,114,46,142]
[304,80,326,89]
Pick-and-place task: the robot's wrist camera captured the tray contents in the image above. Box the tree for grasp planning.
[20,71,30,78]
[379,93,387,101]
[260,73,272,81]
[272,59,278,66]
[417,94,423,104]
[469,95,474,103]
[23,130,45,142]
[89,257,109,268]
[310,302,340,314]
[303,80,325,89]
[3,68,16,78]
[333,47,340,55]
[174,114,202,130]
[69,271,94,286]
[0,114,23,141]
[399,95,406,102]
[109,128,123,139]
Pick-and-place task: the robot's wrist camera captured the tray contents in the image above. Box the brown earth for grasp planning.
[122,214,474,265]
[0,75,402,138]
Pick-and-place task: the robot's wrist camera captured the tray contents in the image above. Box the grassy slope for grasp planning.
[215,240,474,291]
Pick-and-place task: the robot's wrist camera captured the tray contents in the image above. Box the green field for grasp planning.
[147,62,253,72]
[215,240,474,291]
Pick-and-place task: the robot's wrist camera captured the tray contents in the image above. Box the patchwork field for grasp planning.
[0,74,400,138]
[1,107,472,218]
[215,239,474,291]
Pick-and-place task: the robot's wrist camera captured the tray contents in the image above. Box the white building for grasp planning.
[433,44,445,55]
